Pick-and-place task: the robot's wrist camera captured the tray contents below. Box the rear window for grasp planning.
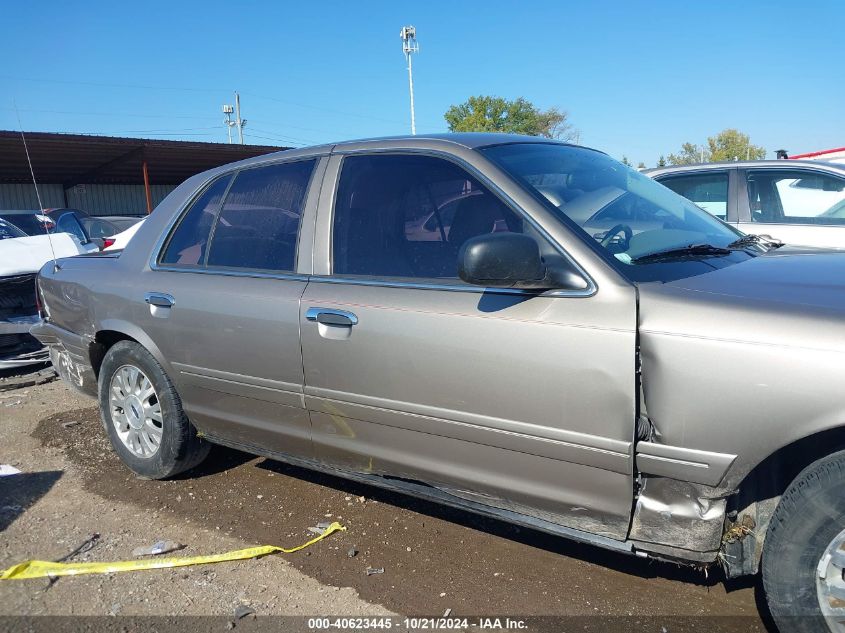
[0,214,47,236]
[0,218,26,239]
[159,175,233,266]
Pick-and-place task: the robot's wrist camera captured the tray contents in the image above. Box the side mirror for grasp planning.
[458,233,589,291]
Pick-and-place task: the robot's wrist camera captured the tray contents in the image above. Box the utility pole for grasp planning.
[234,92,247,144]
[222,104,235,144]
[400,26,419,135]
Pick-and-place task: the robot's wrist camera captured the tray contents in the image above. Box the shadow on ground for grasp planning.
[0,470,62,532]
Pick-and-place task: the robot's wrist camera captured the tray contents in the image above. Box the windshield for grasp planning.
[482,143,756,282]
[0,218,26,240]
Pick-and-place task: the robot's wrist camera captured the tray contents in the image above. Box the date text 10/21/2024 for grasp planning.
[307,617,528,630]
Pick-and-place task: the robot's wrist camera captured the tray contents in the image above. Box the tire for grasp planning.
[98,340,210,479]
[762,449,845,633]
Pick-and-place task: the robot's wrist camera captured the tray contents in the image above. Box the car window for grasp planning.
[332,154,524,280]
[81,217,119,239]
[205,160,315,272]
[55,213,88,243]
[659,172,729,220]
[747,170,845,225]
[482,143,749,283]
[0,218,26,240]
[160,175,233,266]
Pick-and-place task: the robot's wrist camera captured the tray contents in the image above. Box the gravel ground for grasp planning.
[0,373,771,631]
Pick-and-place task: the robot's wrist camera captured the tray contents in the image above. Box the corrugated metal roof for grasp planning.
[0,131,290,185]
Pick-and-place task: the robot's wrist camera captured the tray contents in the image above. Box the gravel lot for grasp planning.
[0,371,770,631]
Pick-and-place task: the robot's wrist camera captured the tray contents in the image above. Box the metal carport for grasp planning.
[0,131,288,215]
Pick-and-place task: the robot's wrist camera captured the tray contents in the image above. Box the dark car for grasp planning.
[0,217,27,240]
[44,209,123,248]
[0,210,55,235]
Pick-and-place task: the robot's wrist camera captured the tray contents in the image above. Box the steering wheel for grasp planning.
[600,223,633,250]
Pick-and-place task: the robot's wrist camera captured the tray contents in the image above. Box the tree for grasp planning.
[444,96,577,141]
[707,128,766,162]
[621,156,631,166]
[637,161,647,170]
[668,142,708,166]
[657,155,667,167]
[667,129,766,165]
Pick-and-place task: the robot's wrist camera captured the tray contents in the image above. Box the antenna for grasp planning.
[14,101,59,272]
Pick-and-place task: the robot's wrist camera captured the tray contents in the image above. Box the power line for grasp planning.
[0,74,228,94]
[1,74,420,127]
[1,106,217,121]
[246,127,321,145]
[242,132,302,148]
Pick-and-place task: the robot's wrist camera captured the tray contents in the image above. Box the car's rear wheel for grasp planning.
[762,449,845,633]
[98,340,209,479]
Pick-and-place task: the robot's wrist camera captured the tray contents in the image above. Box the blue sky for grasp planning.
[3,0,843,166]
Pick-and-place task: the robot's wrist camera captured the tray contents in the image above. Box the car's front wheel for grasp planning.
[98,340,210,479]
[762,449,845,633]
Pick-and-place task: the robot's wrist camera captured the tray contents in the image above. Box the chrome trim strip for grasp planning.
[308,396,630,475]
[305,386,631,457]
[172,362,302,393]
[636,441,737,487]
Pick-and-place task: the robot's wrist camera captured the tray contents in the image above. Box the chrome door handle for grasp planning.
[306,307,358,326]
[145,292,175,307]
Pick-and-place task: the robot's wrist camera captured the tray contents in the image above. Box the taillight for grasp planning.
[102,238,116,250]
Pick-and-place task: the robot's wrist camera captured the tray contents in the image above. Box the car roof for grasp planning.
[644,160,845,177]
[204,133,604,177]
[334,132,576,149]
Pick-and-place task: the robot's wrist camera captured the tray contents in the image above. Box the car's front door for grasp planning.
[656,169,735,223]
[300,151,638,540]
[737,168,845,248]
[138,157,324,456]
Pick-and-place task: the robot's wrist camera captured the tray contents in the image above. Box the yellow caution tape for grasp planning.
[0,522,345,580]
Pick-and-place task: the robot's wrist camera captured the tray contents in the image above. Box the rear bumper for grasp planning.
[29,321,98,398]
[0,315,49,368]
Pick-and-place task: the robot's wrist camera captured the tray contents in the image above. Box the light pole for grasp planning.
[222,104,235,144]
[234,92,246,144]
[400,26,419,135]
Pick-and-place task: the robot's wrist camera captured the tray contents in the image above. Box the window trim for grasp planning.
[739,167,845,227]
[322,148,597,298]
[152,156,320,276]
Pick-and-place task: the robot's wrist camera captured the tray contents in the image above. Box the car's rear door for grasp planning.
[299,148,637,540]
[137,156,326,456]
